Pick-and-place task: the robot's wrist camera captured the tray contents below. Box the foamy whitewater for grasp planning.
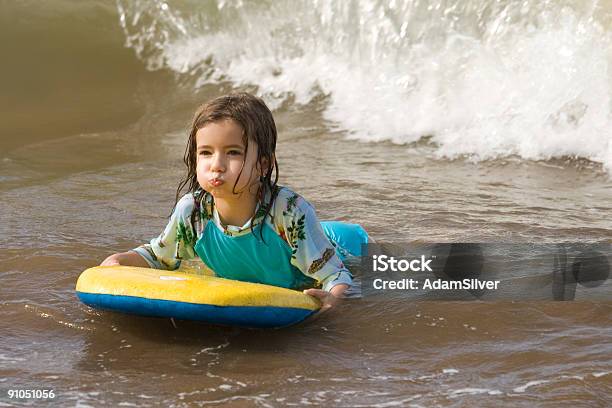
[116,0,612,173]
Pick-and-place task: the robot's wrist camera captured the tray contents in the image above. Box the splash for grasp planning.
[116,0,612,173]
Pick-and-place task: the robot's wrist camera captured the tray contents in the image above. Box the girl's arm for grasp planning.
[100,251,151,267]
[276,190,353,311]
[100,193,199,270]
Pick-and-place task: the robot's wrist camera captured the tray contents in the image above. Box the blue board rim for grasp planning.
[76,291,316,328]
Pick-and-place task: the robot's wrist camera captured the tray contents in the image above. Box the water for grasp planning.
[0,0,611,406]
[117,0,612,171]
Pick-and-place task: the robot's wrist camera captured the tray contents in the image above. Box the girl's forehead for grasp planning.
[196,120,245,145]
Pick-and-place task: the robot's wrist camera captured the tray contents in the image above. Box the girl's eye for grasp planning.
[199,151,212,156]
[228,150,243,156]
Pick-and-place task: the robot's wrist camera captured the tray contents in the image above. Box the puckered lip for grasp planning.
[209,177,224,186]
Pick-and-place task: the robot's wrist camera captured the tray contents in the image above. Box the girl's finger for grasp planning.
[308,304,331,321]
[303,288,327,298]
[101,258,119,266]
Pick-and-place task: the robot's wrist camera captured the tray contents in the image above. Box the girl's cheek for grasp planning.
[196,159,207,171]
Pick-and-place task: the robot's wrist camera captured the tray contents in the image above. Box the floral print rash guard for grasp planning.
[131,186,353,292]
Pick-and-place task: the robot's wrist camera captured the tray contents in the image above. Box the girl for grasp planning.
[101,92,366,313]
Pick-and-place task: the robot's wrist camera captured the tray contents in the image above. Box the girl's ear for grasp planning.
[260,154,275,176]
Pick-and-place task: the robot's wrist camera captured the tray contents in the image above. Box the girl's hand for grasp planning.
[100,252,150,268]
[101,253,123,266]
[303,284,348,319]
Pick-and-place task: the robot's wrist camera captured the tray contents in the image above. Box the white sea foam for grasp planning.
[449,387,502,396]
[0,353,26,363]
[117,0,612,173]
[513,379,550,393]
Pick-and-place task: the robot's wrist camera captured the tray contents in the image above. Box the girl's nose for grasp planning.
[210,154,226,172]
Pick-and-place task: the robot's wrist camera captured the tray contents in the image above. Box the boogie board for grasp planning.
[76,266,321,328]
[76,221,368,327]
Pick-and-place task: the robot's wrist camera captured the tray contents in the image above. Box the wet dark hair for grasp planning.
[175,92,279,237]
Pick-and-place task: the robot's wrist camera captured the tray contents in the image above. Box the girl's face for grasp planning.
[195,119,262,199]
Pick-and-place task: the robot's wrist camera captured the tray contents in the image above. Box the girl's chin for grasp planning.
[205,186,242,198]
[206,187,228,196]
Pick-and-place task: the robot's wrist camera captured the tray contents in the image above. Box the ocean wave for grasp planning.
[116,0,612,173]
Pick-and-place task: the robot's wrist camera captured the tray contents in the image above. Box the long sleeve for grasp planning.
[131,194,198,270]
[275,189,353,292]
